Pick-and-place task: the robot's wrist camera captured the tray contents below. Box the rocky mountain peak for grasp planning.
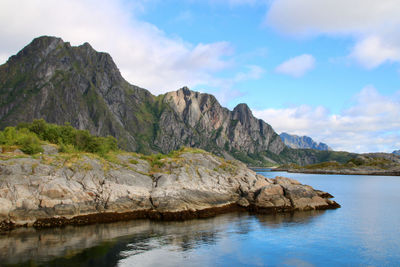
[280,132,332,151]
[180,86,192,96]
[233,103,252,114]
[1,36,327,166]
[17,36,64,57]
[5,36,65,72]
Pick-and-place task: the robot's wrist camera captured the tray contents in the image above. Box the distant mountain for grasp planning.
[393,150,400,156]
[0,36,352,166]
[280,132,332,151]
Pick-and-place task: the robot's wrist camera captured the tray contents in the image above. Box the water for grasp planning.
[1,171,400,266]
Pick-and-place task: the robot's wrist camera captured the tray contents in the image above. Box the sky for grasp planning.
[0,0,400,153]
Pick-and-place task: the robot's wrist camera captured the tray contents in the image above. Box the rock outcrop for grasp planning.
[0,148,339,231]
[280,132,332,151]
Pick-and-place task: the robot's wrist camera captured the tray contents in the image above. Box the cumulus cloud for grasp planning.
[266,0,400,69]
[275,54,315,77]
[253,86,400,153]
[350,36,400,69]
[0,0,239,95]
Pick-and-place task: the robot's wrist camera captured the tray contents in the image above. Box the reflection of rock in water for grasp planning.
[0,211,325,265]
[254,210,326,228]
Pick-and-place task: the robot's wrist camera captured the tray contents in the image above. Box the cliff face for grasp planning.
[280,132,332,151]
[0,36,158,152]
[0,36,285,163]
[156,88,284,155]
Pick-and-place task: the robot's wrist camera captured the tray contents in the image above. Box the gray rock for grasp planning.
[42,144,58,155]
[0,150,339,230]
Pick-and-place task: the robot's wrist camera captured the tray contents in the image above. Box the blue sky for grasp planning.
[1,0,400,153]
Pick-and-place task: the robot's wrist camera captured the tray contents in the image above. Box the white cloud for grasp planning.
[266,0,400,69]
[275,54,315,77]
[350,36,400,69]
[266,0,400,36]
[206,65,264,105]
[253,86,400,153]
[0,0,235,95]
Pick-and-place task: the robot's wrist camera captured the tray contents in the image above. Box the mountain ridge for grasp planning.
[0,36,287,165]
[0,36,353,166]
[280,132,331,151]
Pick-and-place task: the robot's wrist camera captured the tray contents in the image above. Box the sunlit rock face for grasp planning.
[157,88,285,155]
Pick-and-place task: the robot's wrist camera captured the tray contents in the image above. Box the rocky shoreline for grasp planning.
[272,168,400,176]
[272,153,400,176]
[0,148,340,232]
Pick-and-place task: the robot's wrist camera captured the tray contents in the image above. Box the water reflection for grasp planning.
[0,211,325,266]
[253,210,326,227]
[2,172,400,266]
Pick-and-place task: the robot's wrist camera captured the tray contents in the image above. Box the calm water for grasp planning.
[1,171,400,266]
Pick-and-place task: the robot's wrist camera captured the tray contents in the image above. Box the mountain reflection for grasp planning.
[0,211,325,266]
[254,210,326,228]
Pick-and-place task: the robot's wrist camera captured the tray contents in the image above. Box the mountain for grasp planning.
[393,150,400,156]
[0,36,357,166]
[280,132,332,151]
[0,36,290,165]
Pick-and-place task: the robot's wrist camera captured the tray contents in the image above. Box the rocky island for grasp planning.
[275,153,400,176]
[0,121,340,232]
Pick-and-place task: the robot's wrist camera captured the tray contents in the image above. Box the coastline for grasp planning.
[0,149,340,233]
[1,201,341,232]
[272,168,400,176]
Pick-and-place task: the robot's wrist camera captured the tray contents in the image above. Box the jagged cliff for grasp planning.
[0,36,286,165]
[156,89,284,155]
[280,132,331,151]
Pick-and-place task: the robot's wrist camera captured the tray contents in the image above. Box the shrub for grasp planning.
[3,120,119,156]
[15,130,43,155]
[59,143,76,153]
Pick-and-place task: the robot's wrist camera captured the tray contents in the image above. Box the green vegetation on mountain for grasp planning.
[0,36,360,167]
[0,119,117,156]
